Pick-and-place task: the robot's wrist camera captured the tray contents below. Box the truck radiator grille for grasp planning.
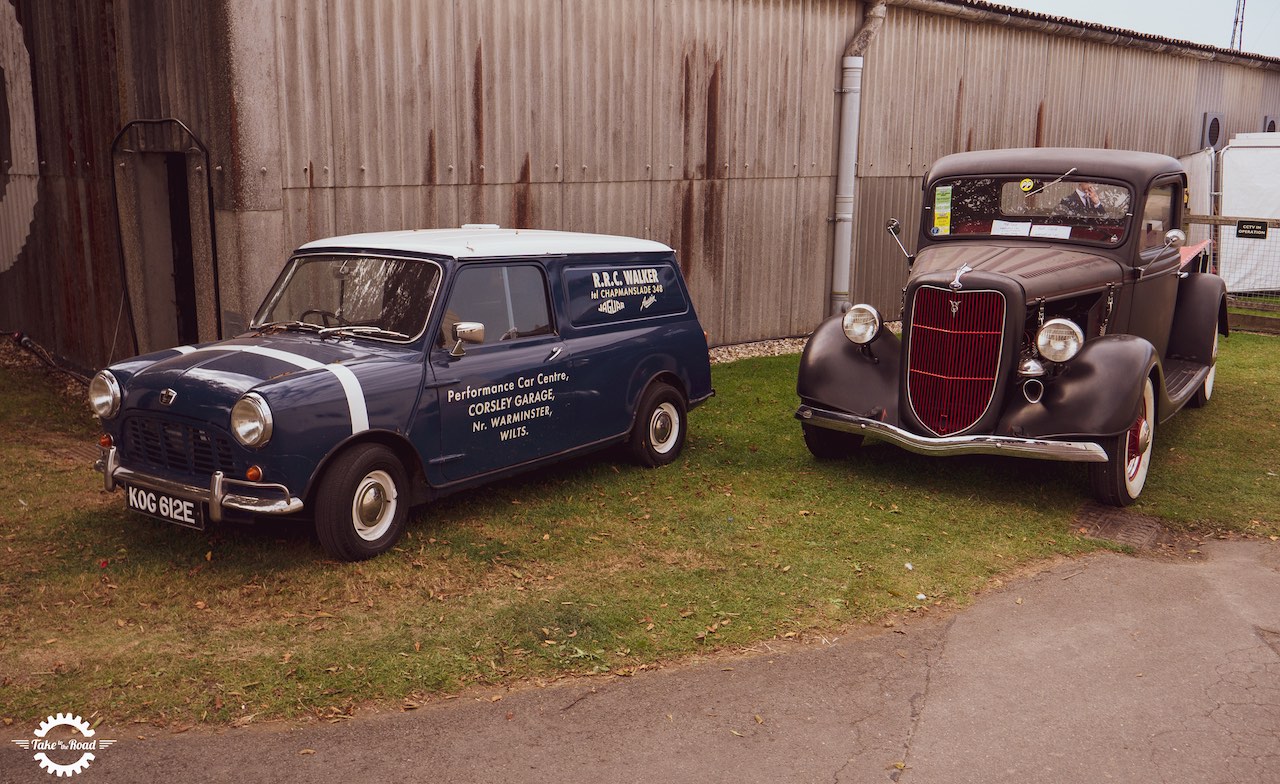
[123,415,241,477]
[906,286,1006,435]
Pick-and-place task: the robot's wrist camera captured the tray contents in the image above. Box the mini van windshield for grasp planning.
[928,177,1132,246]
[253,255,441,342]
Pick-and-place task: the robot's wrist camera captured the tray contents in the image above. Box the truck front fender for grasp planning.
[797,316,902,422]
[998,334,1157,440]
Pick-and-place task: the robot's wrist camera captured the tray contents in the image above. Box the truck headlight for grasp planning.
[88,370,121,419]
[842,304,882,345]
[1036,318,1084,363]
[231,393,273,447]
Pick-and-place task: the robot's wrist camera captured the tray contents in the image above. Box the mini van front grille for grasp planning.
[906,286,1005,435]
[123,415,240,477]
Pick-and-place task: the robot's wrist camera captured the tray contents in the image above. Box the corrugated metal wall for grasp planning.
[6,0,1280,368]
[852,3,1280,317]
[270,0,860,346]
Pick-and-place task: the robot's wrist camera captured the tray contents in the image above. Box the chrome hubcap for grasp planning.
[351,470,397,541]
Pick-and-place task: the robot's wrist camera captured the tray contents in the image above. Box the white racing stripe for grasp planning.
[190,345,370,434]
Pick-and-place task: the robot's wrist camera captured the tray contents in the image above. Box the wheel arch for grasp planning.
[303,430,429,509]
[1168,272,1228,364]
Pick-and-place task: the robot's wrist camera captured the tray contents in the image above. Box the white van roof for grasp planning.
[298,226,673,258]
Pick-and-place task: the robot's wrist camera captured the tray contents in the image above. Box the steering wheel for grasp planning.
[300,309,346,327]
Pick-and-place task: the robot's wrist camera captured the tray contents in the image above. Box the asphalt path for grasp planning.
[4,539,1277,783]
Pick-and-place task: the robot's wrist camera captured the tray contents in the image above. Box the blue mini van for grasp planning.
[91,226,713,560]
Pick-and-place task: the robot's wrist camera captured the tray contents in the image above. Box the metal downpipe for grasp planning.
[830,1,887,317]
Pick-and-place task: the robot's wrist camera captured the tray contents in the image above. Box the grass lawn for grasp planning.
[1,333,1276,728]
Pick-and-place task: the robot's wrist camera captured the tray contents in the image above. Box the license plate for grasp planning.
[125,485,205,530]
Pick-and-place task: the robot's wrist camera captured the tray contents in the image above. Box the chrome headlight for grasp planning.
[230,393,273,447]
[1036,318,1084,363]
[842,304,882,345]
[88,370,121,419]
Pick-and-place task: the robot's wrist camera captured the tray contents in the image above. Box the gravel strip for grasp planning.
[708,321,902,365]
[709,337,808,364]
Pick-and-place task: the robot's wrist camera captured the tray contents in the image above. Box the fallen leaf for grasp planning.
[754,715,764,725]
[1015,597,1024,605]
[205,551,212,562]
[730,729,743,737]
[299,749,316,756]
[194,601,207,610]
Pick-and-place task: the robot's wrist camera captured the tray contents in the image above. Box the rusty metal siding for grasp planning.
[650,0,733,183]
[853,3,1280,317]
[14,0,1280,371]
[456,0,564,187]
[562,0,654,183]
[853,175,918,317]
[728,0,805,180]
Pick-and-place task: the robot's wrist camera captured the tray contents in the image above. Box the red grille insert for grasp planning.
[906,286,1005,435]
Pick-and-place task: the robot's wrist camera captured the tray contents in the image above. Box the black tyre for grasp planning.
[1189,330,1218,408]
[628,382,688,467]
[314,443,409,561]
[801,422,863,459]
[1089,377,1155,507]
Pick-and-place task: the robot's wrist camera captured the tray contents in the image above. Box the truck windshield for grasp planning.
[927,177,1132,246]
[253,255,441,341]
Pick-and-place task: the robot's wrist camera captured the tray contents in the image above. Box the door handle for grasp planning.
[545,347,563,362]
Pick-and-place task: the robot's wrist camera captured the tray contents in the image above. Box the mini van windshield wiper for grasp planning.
[318,325,412,341]
[255,320,324,334]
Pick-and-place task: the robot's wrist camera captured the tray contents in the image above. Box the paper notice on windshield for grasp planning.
[1030,225,1073,239]
[932,186,952,236]
[991,220,1032,237]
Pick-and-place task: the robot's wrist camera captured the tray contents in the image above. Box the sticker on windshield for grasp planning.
[991,220,1032,237]
[933,186,952,236]
[1019,178,1035,192]
[1030,224,1072,239]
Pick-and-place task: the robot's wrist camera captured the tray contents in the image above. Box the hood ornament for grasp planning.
[159,388,177,406]
[949,264,973,291]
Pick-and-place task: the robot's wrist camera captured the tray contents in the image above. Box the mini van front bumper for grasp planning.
[796,405,1109,462]
[95,446,305,523]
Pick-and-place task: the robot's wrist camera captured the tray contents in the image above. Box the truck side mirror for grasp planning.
[449,321,485,357]
[885,218,915,268]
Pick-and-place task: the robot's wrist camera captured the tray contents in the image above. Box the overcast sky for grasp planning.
[999,0,1280,59]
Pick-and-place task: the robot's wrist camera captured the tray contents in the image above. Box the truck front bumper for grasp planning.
[95,446,305,523]
[796,405,1109,463]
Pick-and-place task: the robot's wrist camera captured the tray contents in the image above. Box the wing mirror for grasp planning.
[1163,228,1186,250]
[886,218,915,268]
[449,321,485,357]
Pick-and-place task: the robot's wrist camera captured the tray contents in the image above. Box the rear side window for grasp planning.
[439,264,553,345]
[563,262,688,327]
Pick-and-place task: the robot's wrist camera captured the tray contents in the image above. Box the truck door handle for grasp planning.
[545,347,563,362]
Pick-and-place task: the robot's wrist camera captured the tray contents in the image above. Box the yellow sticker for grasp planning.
[1020,178,1035,192]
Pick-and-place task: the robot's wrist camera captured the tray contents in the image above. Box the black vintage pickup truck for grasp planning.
[797,148,1226,506]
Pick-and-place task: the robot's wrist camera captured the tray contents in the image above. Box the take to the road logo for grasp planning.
[10,713,117,777]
